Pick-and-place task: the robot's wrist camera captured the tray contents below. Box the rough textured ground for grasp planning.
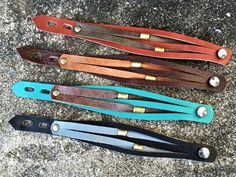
[0,0,235,176]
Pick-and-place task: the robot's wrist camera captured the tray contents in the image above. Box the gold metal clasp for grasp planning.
[133,144,143,150]
[133,107,145,113]
[154,47,165,52]
[117,129,128,136]
[131,62,142,68]
[140,33,150,39]
[117,93,129,99]
[145,75,156,81]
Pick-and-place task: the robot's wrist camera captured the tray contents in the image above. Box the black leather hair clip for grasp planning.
[9,115,217,162]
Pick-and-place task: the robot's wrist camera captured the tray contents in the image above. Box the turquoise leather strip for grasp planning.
[11,81,214,124]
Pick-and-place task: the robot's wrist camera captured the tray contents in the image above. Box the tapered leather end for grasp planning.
[9,115,54,134]
[16,45,62,67]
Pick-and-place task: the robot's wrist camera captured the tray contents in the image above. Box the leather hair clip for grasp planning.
[32,15,232,65]
[11,81,214,124]
[9,115,217,162]
[17,46,227,92]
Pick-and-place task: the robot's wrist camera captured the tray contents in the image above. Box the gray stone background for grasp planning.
[0,0,235,176]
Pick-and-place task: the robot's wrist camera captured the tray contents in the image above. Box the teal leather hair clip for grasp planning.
[11,81,214,124]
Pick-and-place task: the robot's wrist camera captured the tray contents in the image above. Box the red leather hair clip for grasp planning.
[32,15,232,65]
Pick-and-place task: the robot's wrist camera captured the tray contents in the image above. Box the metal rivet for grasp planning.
[145,75,156,81]
[74,26,81,33]
[117,93,129,99]
[133,107,146,113]
[51,124,60,132]
[131,62,142,68]
[133,144,143,150]
[197,106,208,118]
[52,90,60,97]
[154,47,165,52]
[140,33,150,39]
[217,48,227,59]
[60,58,68,65]
[209,76,220,87]
[117,129,128,136]
[198,147,210,159]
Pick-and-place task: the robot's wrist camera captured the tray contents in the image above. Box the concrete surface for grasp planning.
[0,0,235,176]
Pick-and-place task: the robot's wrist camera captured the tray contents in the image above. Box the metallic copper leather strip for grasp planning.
[59,54,203,78]
[17,46,227,92]
[60,62,146,79]
[58,54,209,83]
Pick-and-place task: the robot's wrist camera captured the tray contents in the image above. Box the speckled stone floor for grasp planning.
[0,0,235,176]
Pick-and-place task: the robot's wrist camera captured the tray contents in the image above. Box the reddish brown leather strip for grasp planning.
[32,15,232,65]
[50,85,163,102]
[51,86,159,113]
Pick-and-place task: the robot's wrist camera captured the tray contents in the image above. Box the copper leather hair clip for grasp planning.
[32,15,232,65]
[17,46,227,92]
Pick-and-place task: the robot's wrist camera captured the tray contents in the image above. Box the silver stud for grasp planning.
[74,26,81,33]
[197,106,208,118]
[51,124,60,132]
[217,48,227,59]
[198,147,210,159]
[209,76,220,87]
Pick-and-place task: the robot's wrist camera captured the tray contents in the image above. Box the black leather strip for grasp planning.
[9,115,217,162]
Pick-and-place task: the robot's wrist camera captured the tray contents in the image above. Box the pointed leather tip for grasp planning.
[11,81,25,96]
[9,116,16,129]
[9,115,22,130]
[16,46,35,60]
[16,45,43,64]
[32,15,46,28]
[17,45,62,66]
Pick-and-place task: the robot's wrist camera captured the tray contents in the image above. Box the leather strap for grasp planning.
[17,46,227,92]
[51,85,170,113]
[11,81,214,124]
[32,15,232,65]
[9,115,217,162]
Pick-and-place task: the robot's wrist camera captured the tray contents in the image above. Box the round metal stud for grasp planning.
[209,76,220,87]
[52,90,60,97]
[51,124,60,132]
[74,26,81,33]
[198,147,210,159]
[60,58,68,65]
[197,106,208,118]
[217,48,227,59]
